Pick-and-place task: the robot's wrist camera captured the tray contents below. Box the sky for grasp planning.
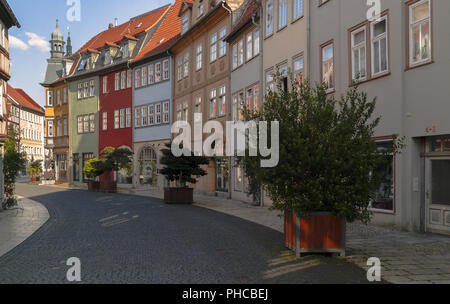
[7,0,172,107]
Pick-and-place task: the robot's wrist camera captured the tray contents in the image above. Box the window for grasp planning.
[141,106,148,127]
[210,33,217,62]
[371,141,394,212]
[0,21,5,48]
[156,103,162,124]
[102,112,108,131]
[77,116,83,134]
[89,114,95,132]
[135,68,141,88]
[183,53,189,77]
[122,44,129,58]
[198,1,204,17]
[142,67,148,86]
[90,80,95,96]
[163,101,170,124]
[293,0,303,20]
[232,94,238,121]
[181,15,189,34]
[351,27,366,80]
[253,84,260,112]
[155,62,162,82]
[176,104,182,121]
[105,52,111,65]
[321,42,334,91]
[56,118,61,137]
[63,87,68,104]
[115,110,120,129]
[246,88,254,112]
[371,17,388,76]
[232,44,238,69]
[408,0,431,67]
[254,29,260,55]
[293,55,304,85]
[177,58,183,80]
[84,82,89,98]
[194,96,202,122]
[246,33,253,61]
[115,73,120,91]
[266,69,274,93]
[78,59,87,71]
[196,44,203,70]
[126,108,131,128]
[48,120,54,137]
[119,109,125,129]
[265,0,274,37]
[278,0,287,29]
[47,90,54,106]
[135,108,141,127]
[121,71,126,89]
[102,76,108,94]
[218,85,226,116]
[238,39,244,66]
[210,89,217,118]
[219,28,227,57]
[148,105,155,125]
[83,115,89,133]
[148,64,155,84]
[56,89,61,105]
[127,69,132,88]
[163,60,169,80]
[182,102,189,122]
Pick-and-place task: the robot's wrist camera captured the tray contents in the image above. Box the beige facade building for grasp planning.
[309,0,450,235]
[170,0,244,196]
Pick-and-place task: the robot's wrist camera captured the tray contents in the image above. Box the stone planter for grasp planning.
[164,188,194,204]
[285,212,346,257]
[100,180,117,193]
[87,181,101,192]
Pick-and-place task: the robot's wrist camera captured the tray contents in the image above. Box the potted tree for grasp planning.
[241,76,404,257]
[27,160,43,184]
[98,147,133,193]
[160,143,209,204]
[83,158,103,192]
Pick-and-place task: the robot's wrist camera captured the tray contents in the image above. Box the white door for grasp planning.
[425,157,450,235]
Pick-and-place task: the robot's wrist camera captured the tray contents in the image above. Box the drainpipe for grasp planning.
[225,1,233,200]
[307,0,311,80]
[255,3,264,207]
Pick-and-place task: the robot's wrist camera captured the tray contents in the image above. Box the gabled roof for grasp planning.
[0,0,20,28]
[133,0,183,62]
[178,0,194,17]
[73,4,171,56]
[7,85,44,114]
[226,0,260,42]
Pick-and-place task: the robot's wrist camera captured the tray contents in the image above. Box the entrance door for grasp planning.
[425,157,450,235]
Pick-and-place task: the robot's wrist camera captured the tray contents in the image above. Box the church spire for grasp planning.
[66,30,72,56]
[50,19,65,59]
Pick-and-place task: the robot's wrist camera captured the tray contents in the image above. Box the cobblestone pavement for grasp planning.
[0,183,370,284]
[0,196,49,258]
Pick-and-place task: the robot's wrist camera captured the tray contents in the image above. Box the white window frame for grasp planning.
[409,0,432,66]
[278,0,287,30]
[265,0,274,37]
[210,33,218,62]
[196,44,203,71]
[293,0,303,21]
[351,27,367,81]
[371,16,389,77]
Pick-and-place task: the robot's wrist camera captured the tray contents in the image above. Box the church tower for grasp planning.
[66,31,72,56]
[49,19,65,59]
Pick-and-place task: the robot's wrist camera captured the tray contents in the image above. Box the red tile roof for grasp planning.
[74,4,171,55]
[7,85,44,114]
[133,0,182,61]
[231,0,261,34]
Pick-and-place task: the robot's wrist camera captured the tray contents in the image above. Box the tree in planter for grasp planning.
[241,75,405,224]
[27,160,43,181]
[83,158,105,180]
[2,125,27,209]
[160,143,209,188]
[99,147,133,181]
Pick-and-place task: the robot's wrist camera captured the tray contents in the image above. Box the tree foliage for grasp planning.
[3,125,27,209]
[82,147,133,180]
[26,160,43,178]
[160,143,209,188]
[241,76,404,224]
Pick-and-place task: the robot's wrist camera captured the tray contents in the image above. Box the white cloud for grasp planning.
[25,32,50,52]
[9,35,30,51]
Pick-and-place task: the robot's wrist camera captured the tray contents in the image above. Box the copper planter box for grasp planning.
[164,188,194,204]
[87,181,101,192]
[285,212,346,257]
[100,181,117,193]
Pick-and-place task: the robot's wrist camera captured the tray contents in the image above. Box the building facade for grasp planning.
[41,21,73,182]
[67,4,171,186]
[170,0,245,196]
[309,0,450,235]
[130,0,183,191]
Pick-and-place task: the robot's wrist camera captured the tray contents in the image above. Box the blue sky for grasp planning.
[7,0,171,107]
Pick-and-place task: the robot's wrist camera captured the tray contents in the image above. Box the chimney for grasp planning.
[115,18,118,27]
[108,23,114,29]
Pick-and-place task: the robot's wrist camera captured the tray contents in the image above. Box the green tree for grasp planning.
[160,143,209,188]
[26,160,43,178]
[2,125,27,209]
[83,158,105,179]
[241,76,404,224]
[82,148,133,181]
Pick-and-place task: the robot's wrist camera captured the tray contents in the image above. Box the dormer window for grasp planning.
[136,22,142,29]
[78,59,87,71]
[105,52,111,65]
[181,15,189,34]
[123,44,129,58]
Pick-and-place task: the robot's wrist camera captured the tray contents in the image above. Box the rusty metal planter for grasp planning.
[100,181,117,193]
[285,212,346,257]
[164,188,194,204]
[87,181,101,192]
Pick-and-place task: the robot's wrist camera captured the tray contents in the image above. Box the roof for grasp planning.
[133,0,183,62]
[226,0,260,42]
[0,0,20,28]
[7,85,44,114]
[73,4,171,56]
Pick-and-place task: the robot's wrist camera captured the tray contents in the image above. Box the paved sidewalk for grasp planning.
[0,196,50,258]
[44,183,450,284]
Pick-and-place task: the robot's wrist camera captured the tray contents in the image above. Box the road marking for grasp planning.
[99,215,119,223]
